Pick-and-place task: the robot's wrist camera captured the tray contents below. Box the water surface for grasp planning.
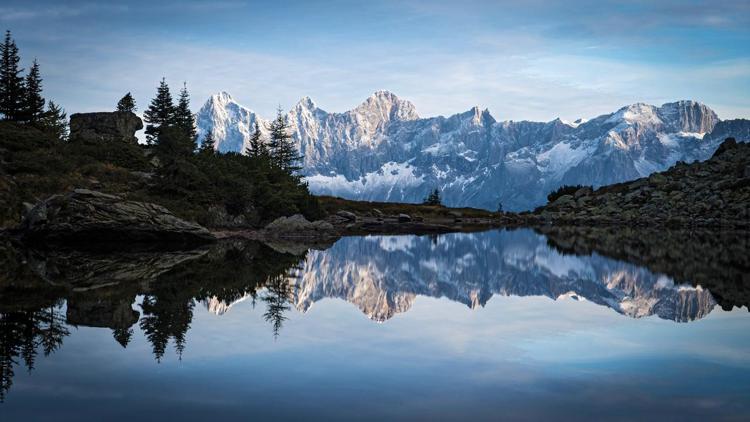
[1,229,748,421]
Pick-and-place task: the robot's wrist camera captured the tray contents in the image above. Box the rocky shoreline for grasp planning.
[525,138,750,229]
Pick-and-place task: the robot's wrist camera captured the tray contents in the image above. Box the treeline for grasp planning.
[0,30,67,140]
[0,30,321,227]
[132,78,319,225]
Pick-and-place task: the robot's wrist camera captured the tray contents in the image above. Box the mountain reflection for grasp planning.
[0,228,748,400]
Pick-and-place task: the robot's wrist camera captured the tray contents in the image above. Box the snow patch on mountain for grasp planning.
[195,92,747,210]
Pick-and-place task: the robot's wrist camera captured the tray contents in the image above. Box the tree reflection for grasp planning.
[0,305,69,402]
[262,274,297,339]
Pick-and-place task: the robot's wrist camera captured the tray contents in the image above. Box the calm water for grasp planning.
[1,228,748,421]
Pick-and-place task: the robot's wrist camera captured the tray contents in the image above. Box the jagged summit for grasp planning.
[353,90,419,122]
[194,92,747,210]
[295,95,317,110]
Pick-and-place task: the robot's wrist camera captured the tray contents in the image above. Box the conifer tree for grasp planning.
[143,78,175,144]
[116,92,136,112]
[0,30,25,121]
[246,120,268,159]
[199,130,215,155]
[268,106,301,173]
[423,188,442,206]
[22,59,44,123]
[40,100,68,141]
[175,82,196,140]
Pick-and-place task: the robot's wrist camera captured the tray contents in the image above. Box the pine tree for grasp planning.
[40,100,68,141]
[22,59,44,123]
[246,121,268,159]
[116,92,136,113]
[143,78,175,144]
[423,188,441,206]
[174,82,196,140]
[268,106,301,173]
[0,30,25,121]
[199,130,215,155]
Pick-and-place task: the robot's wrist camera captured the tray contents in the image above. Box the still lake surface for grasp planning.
[1,228,748,421]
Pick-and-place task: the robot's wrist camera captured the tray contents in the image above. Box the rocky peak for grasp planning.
[606,103,662,126]
[353,90,419,123]
[295,96,317,111]
[658,100,718,133]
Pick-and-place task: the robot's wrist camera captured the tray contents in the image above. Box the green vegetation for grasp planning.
[318,195,499,220]
[423,188,442,206]
[546,184,591,203]
[116,92,136,113]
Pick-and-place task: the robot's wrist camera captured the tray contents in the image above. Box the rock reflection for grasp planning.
[0,238,308,398]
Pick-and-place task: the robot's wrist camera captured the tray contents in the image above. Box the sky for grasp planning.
[1,0,749,122]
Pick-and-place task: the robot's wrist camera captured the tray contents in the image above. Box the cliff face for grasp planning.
[536,138,750,229]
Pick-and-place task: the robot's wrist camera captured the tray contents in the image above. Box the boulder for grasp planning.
[69,111,143,144]
[372,208,384,217]
[19,189,214,245]
[398,213,412,223]
[336,210,357,221]
[574,187,593,198]
[265,214,336,234]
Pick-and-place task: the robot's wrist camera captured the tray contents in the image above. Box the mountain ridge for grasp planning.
[195,92,749,210]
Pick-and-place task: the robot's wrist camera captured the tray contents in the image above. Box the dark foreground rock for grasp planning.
[69,111,143,144]
[18,189,215,246]
[533,138,750,228]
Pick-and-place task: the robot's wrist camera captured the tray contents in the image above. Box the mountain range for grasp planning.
[195,91,750,210]
[202,230,717,323]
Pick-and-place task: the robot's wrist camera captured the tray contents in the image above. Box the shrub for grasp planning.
[547,185,590,203]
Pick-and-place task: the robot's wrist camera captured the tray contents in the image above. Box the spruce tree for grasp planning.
[175,82,196,140]
[246,120,268,159]
[0,30,25,121]
[268,106,301,173]
[423,188,441,206]
[143,78,175,144]
[199,130,215,155]
[40,100,68,141]
[116,92,136,112]
[23,59,44,123]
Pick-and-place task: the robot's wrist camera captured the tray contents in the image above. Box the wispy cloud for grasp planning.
[5,0,749,122]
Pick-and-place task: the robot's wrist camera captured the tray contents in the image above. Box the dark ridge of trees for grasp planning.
[0,30,67,140]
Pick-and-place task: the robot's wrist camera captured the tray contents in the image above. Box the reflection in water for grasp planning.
[0,228,747,401]
[0,306,68,402]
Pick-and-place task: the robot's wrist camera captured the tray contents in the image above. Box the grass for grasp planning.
[317,195,501,219]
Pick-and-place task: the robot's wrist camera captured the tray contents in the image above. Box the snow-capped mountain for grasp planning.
[287,230,716,322]
[195,92,749,210]
[193,230,717,322]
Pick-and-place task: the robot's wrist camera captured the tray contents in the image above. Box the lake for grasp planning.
[1,228,748,421]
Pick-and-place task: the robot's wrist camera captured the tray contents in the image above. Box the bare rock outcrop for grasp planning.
[18,189,214,245]
[69,111,143,144]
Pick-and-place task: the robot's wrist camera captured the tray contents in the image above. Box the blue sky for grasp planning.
[1,0,749,121]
